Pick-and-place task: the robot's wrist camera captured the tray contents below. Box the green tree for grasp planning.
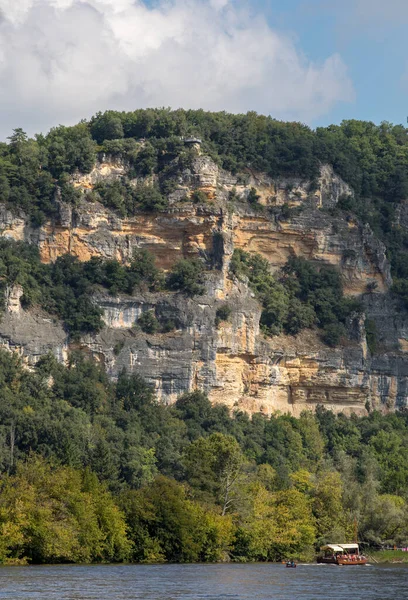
[184,433,244,514]
[167,259,205,296]
[138,310,159,334]
[121,476,232,562]
[0,457,130,564]
[46,123,96,177]
[90,111,125,144]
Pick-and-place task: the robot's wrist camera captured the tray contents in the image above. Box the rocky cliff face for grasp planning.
[1,152,407,415]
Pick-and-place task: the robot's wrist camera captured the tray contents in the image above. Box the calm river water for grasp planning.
[0,563,407,600]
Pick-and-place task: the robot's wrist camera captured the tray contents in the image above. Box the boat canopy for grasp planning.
[320,545,344,552]
[320,544,360,552]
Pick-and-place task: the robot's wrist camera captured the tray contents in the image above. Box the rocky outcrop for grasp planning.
[0,308,67,365]
[0,155,407,414]
[83,285,403,416]
[230,210,390,296]
[5,285,23,314]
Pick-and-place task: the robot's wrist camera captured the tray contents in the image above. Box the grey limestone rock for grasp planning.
[0,156,406,415]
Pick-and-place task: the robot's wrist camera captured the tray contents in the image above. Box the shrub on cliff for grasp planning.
[215,304,232,327]
[46,123,96,178]
[365,318,378,354]
[101,138,141,168]
[94,180,167,215]
[283,298,315,335]
[392,278,408,309]
[0,240,164,338]
[127,249,164,291]
[167,259,205,296]
[321,323,346,347]
[191,190,208,204]
[132,142,158,175]
[133,183,168,212]
[42,254,105,338]
[90,111,125,144]
[247,187,261,208]
[230,249,360,344]
[137,310,160,334]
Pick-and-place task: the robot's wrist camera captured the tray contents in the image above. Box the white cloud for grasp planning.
[0,0,354,139]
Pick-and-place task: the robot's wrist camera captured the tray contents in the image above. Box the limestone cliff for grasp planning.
[0,152,407,415]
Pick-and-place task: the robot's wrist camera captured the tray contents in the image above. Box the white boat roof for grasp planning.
[320,545,344,552]
[320,544,359,552]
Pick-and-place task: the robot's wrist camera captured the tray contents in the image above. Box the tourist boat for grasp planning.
[317,544,367,565]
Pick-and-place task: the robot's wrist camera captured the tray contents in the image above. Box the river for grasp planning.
[0,563,407,599]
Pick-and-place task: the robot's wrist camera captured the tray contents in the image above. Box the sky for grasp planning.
[0,0,407,139]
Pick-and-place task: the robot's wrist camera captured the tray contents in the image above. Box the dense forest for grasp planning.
[1,110,408,564]
[1,350,408,564]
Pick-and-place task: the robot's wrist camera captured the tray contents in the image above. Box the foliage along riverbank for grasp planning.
[1,350,408,564]
[369,550,408,563]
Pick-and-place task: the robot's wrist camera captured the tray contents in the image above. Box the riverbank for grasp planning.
[367,550,408,564]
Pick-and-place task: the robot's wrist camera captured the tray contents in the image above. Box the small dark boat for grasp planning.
[286,561,297,568]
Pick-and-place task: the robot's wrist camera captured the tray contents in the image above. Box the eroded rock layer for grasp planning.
[0,155,407,415]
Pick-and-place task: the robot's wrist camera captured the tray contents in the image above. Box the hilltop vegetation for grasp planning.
[1,109,408,300]
[0,109,407,227]
[1,350,408,564]
[1,110,407,346]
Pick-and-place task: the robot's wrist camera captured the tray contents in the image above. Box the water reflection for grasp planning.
[0,563,407,600]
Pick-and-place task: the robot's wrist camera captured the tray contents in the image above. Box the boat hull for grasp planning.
[317,557,337,564]
[337,557,367,566]
[317,556,367,566]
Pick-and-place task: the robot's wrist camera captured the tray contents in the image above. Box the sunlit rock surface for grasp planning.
[0,155,406,414]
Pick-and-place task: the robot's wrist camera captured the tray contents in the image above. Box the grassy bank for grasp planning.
[368,550,408,563]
